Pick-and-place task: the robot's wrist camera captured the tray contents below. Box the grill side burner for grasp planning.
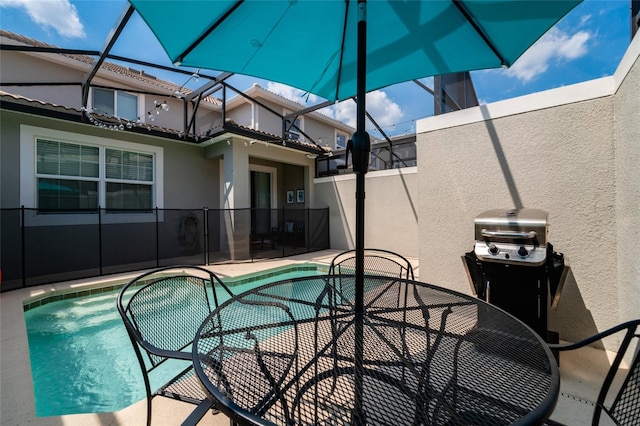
[463,208,568,345]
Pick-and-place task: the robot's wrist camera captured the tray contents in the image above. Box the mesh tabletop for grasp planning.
[192,275,559,426]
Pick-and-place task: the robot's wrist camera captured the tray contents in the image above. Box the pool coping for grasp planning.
[21,262,329,312]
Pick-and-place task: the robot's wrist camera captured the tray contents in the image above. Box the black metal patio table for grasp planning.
[192,275,559,426]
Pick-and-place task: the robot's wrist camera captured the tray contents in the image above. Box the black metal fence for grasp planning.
[0,207,329,292]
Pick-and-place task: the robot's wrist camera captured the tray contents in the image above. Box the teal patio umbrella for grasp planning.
[129,0,580,310]
[129,0,580,422]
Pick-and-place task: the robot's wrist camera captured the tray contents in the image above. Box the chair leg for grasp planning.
[180,399,215,426]
[146,397,153,426]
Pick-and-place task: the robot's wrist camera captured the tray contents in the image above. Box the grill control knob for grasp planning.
[518,246,529,257]
[488,243,499,255]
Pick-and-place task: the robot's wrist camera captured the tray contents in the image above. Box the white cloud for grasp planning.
[557,31,590,60]
[1,0,85,38]
[579,14,592,27]
[325,90,403,130]
[505,28,591,83]
[265,82,320,104]
[266,82,403,133]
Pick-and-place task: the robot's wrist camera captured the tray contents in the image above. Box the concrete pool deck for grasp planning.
[0,250,628,425]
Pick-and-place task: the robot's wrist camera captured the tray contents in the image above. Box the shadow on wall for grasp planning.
[550,268,602,346]
[480,104,524,210]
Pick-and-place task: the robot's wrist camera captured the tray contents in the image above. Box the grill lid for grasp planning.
[474,208,548,245]
[474,208,548,266]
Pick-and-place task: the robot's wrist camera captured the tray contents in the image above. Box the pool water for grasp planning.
[24,265,325,417]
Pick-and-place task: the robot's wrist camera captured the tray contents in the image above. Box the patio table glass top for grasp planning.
[192,275,559,425]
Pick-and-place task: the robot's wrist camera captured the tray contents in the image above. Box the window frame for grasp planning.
[90,87,141,121]
[104,148,155,211]
[35,139,101,212]
[21,125,163,221]
[336,131,348,149]
[284,110,303,141]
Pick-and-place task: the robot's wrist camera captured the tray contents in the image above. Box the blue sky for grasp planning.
[0,0,633,137]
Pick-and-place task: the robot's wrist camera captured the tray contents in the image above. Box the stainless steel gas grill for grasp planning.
[463,208,568,343]
[473,208,548,266]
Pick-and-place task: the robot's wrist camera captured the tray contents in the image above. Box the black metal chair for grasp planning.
[321,249,417,398]
[547,319,640,426]
[116,265,234,426]
[327,248,415,313]
[329,248,415,279]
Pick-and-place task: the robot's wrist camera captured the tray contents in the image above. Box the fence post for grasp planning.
[155,207,159,268]
[249,208,254,263]
[21,206,26,288]
[326,207,331,249]
[281,207,285,257]
[306,208,310,252]
[98,206,103,276]
[203,207,208,265]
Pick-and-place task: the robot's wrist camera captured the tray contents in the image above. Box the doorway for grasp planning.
[251,170,272,235]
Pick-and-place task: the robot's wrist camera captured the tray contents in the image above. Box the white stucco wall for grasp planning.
[415,35,640,346]
[314,167,419,260]
[613,34,640,328]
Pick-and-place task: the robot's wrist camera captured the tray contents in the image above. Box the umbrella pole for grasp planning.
[353,1,369,425]
[354,0,369,316]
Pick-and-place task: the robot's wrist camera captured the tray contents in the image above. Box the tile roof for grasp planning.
[0,90,327,154]
[0,29,220,105]
[0,90,201,143]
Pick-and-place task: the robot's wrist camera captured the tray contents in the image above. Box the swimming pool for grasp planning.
[24,264,326,417]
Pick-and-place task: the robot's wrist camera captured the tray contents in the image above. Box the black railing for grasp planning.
[0,207,329,292]
[316,136,416,177]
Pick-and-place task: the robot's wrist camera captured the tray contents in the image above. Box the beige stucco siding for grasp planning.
[418,96,617,343]
[415,35,640,346]
[613,42,640,328]
[314,168,419,258]
[1,51,84,107]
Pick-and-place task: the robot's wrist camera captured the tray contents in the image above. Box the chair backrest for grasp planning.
[595,320,640,426]
[329,248,414,280]
[552,319,640,426]
[117,265,234,370]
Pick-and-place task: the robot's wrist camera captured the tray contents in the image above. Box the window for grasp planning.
[34,138,155,211]
[36,139,99,210]
[105,149,153,209]
[336,132,347,149]
[92,88,138,121]
[285,114,302,141]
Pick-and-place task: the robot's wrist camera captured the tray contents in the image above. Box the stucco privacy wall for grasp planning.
[416,34,640,346]
[314,167,419,258]
[613,34,640,335]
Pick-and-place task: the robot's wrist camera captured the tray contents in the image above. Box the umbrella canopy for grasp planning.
[130,0,580,103]
[130,2,581,423]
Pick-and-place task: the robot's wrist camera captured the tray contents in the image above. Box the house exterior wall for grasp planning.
[314,168,419,258]
[227,102,253,129]
[0,110,219,210]
[302,115,343,149]
[205,140,315,211]
[239,95,347,147]
[415,35,640,348]
[1,51,84,107]
[255,98,286,137]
